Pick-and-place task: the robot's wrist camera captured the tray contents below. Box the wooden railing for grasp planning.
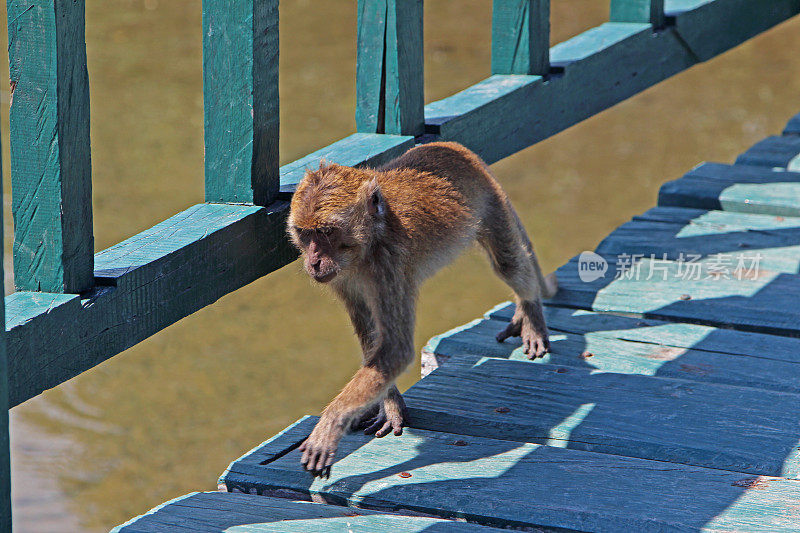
[1,0,799,529]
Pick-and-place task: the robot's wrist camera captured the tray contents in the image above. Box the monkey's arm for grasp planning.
[300,286,415,476]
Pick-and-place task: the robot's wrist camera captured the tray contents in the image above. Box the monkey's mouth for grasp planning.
[312,270,338,283]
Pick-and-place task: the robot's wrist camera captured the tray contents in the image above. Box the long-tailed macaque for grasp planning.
[287,142,558,477]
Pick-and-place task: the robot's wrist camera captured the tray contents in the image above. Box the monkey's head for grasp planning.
[288,163,386,283]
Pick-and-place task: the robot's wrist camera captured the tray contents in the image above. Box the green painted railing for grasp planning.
[2,0,799,529]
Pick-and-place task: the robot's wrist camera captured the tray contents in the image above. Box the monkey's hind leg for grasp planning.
[479,197,552,358]
[363,385,408,438]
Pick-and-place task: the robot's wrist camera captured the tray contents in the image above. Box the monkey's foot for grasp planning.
[299,420,342,479]
[496,306,550,359]
[364,392,408,438]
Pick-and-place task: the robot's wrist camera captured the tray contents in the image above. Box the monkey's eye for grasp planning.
[318,227,334,236]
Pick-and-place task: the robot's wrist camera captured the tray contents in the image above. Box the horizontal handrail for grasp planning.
[4,0,799,411]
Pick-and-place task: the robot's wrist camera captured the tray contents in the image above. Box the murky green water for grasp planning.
[3,1,800,530]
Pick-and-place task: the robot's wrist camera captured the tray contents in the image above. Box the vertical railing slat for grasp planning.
[0,124,10,533]
[610,0,665,27]
[7,0,94,294]
[492,0,550,76]
[203,0,279,206]
[356,0,424,136]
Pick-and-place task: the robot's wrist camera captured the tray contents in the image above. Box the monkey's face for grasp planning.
[293,226,349,283]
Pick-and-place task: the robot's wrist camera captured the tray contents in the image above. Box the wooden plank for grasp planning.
[7,0,94,293]
[784,112,800,135]
[735,135,800,169]
[4,134,418,403]
[668,0,800,61]
[8,0,800,400]
[356,0,424,136]
[278,133,415,197]
[548,252,800,337]
[221,417,800,531]
[423,308,800,394]
[113,492,501,533]
[595,206,800,272]
[611,0,665,26]
[4,202,295,407]
[659,162,800,215]
[491,0,550,75]
[406,355,800,478]
[202,0,279,205]
[426,23,692,164]
[0,126,10,532]
[424,0,800,164]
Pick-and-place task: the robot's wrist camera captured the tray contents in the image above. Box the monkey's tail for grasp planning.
[541,271,559,299]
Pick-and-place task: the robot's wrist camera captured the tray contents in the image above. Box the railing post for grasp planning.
[0,130,11,533]
[203,0,279,206]
[7,0,94,294]
[610,0,665,27]
[492,0,550,75]
[356,0,424,136]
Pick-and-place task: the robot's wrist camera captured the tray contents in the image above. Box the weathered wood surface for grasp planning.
[735,135,800,169]
[278,133,414,197]
[112,492,502,533]
[7,0,94,294]
[611,0,665,26]
[5,203,294,407]
[356,0,424,136]
[220,417,800,532]
[426,0,800,165]
[202,0,279,206]
[491,0,550,75]
[548,253,800,337]
[784,112,800,135]
[659,162,800,215]
[596,206,800,272]
[406,355,800,477]
[6,0,797,402]
[0,119,10,532]
[423,305,800,393]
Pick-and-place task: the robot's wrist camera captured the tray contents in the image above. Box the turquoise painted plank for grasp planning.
[784,112,800,135]
[423,0,800,164]
[278,133,414,197]
[221,417,800,531]
[491,0,550,75]
[549,252,800,337]
[7,0,94,293]
[356,0,424,136]
[659,162,800,215]
[426,23,694,164]
[736,135,800,168]
[611,0,665,26]
[487,303,800,364]
[6,132,412,403]
[669,0,800,61]
[0,110,10,533]
[406,356,800,477]
[113,492,503,532]
[423,311,800,393]
[596,206,800,272]
[5,202,295,407]
[203,0,279,205]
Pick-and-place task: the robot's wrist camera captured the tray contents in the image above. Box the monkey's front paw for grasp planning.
[364,392,408,438]
[299,423,342,479]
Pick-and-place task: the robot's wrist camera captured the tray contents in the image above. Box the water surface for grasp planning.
[2,1,800,530]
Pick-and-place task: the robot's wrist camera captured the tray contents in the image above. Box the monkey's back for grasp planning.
[378,142,502,273]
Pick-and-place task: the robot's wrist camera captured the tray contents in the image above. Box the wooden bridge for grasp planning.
[1,0,800,531]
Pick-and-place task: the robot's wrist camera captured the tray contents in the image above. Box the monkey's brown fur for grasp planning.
[288,142,557,477]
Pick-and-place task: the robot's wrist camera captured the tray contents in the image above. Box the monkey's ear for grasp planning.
[365,179,385,217]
